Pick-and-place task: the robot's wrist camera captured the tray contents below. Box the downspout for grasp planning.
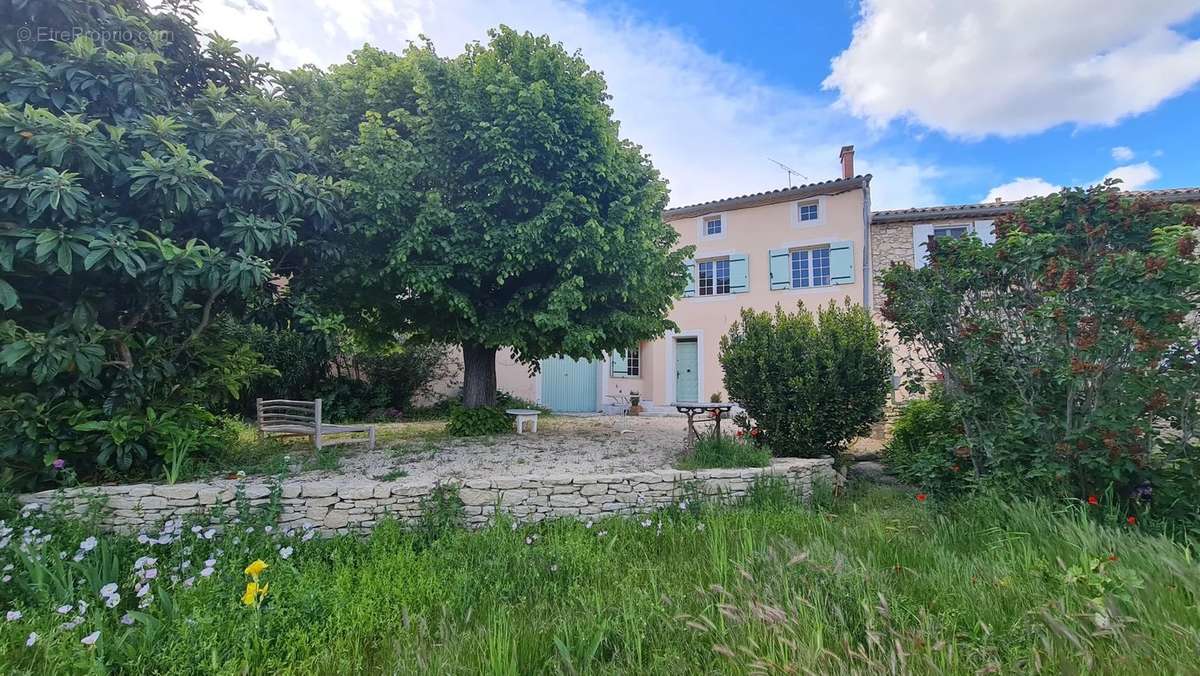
[861,175,873,309]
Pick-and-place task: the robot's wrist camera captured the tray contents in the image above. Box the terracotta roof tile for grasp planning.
[663,175,871,220]
[871,187,1200,224]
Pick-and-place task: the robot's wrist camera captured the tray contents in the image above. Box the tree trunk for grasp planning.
[462,343,498,408]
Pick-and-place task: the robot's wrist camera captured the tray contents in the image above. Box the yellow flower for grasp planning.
[244,559,269,580]
[241,582,259,606]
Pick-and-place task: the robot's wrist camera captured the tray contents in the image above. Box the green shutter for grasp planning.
[769,249,790,290]
[729,253,748,293]
[610,351,628,376]
[682,260,696,297]
[829,240,854,285]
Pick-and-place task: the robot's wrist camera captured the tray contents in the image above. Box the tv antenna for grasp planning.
[769,158,807,188]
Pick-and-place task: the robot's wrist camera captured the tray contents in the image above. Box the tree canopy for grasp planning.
[0,0,341,483]
[290,29,691,406]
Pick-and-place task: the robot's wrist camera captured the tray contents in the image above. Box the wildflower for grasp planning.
[99,583,118,598]
[120,613,134,625]
[79,537,98,552]
[640,518,652,528]
[585,520,594,529]
[135,584,151,598]
[81,631,100,646]
[143,568,158,580]
[301,530,316,542]
[524,536,535,546]
[6,610,21,622]
[137,534,151,544]
[60,617,82,630]
[3,564,11,572]
[183,576,195,588]
[191,525,202,534]
[245,527,254,534]
[1087,495,1099,506]
[204,558,217,567]
[200,567,215,578]
[916,493,927,502]
[696,523,706,532]
[279,546,293,559]
[1127,515,1137,525]
[597,530,608,537]
[679,501,688,511]
[241,581,268,607]
[104,593,120,609]
[52,458,65,470]
[264,526,273,534]
[203,528,216,540]
[736,430,744,438]
[244,559,268,581]
[56,605,72,615]
[25,632,37,647]
[1,575,8,583]
[550,564,558,572]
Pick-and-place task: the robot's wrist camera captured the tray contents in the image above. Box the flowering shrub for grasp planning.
[880,183,1200,516]
[720,300,892,457]
[884,388,972,494]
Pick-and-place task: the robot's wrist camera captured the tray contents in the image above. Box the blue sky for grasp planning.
[195,0,1200,209]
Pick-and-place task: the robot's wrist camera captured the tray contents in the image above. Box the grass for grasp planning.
[2,483,1198,674]
[676,434,772,470]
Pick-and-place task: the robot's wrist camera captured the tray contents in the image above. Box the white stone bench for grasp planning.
[505,408,541,434]
[256,398,376,450]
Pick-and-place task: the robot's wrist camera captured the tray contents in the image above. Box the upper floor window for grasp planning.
[933,225,969,239]
[698,258,731,296]
[798,201,819,223]
[790,246,831,288]
[703,215,723,237]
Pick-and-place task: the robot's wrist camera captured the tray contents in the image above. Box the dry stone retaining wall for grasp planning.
[18,459,834,535]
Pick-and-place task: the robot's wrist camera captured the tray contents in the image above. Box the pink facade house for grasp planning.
[493,146,874,413]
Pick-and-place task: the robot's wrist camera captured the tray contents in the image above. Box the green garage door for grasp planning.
[540,357,599,412]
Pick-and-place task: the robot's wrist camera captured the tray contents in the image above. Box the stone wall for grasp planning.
[870,221,915,307]
[17,459,834,535]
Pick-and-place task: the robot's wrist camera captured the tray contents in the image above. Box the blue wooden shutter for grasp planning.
[610,351,628,376]
[829,240,854,285]
[728,253,748,293]
[974,219,996,246]
[682,260,696,297]
[912,224,934,268]
[769,249,790,290]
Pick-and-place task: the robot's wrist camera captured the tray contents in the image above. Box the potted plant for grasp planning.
[627,391,642,416]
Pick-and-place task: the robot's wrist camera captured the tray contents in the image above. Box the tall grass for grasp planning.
[1,486,1197,674]
[676,435,771,470]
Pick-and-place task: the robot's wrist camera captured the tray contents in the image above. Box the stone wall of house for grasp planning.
[870,221,915,307]
[16,459,834,535]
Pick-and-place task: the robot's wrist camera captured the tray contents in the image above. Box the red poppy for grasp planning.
[735,430,744,438]
[1127,515,1137,525]
[916,493,927,502]
[750,428,760,437]
[1087,495,1098,506]
[1108,554,1119,562]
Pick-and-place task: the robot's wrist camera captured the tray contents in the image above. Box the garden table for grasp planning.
[673,402,734,450]
[505,408,541,434]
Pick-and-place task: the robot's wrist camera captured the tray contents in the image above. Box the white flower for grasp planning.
[59,551,67,560]
[640,519,652,528]
[143,568,158,580]
[3,564,11,571]
[25,632,37,647]
[245,527,254,534]
[56,604,72,615]
[203,529,216,540]
[510,522,518,531]
[597,530,608,537]
[120,613,134,625]
[204,558,216,567]
[77,600,88,614]
[191,525,202,534]
[182,577,195,588]
[1,575,10,583]
[279,546,293,560]
[263,526,273,534]
[679,501,688,510]
[99,583,118,598]
[104,592,120,609]
[696,523,706,532]
[302,530,315,542]
[200,567,214,578]
[524,536,534,545]
[550,564,558,572]
[6,610,22,622]
[81,630,100,646]
[137,534,150,544]
[78,536,97,552]
[60,617,82,630]
[585,521,594,529]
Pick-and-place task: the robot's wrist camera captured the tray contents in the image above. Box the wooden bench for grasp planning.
[256,398,376,450]
[505,408,541,434]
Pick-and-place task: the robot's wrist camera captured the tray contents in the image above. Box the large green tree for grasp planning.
[292,28,690,407]
[0,0,341,484]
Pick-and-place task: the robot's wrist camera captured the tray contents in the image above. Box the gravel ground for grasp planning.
[299,415,695,482]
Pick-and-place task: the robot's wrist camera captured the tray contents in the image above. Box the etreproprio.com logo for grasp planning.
[16,26,173,43]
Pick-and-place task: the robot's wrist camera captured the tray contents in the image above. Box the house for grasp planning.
[489,149,1200,414]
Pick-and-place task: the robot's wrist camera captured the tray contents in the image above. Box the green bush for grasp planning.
[719,300,892,457]
[884,390,971,493]
[677,435,771,470]
[880,183,1200,507]
[446,406,512,437]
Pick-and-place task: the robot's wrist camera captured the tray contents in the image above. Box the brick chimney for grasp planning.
[839,145,855,179]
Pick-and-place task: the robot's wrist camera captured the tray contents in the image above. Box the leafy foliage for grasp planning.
[0,0,341,487]
[884,388,971,493]
[719,300,893,457]
[880,183,1200,508]
[445,405,512,437]
[288,29,691,406]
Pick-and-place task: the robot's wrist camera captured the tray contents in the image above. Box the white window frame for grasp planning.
[789,244,832,289]
[697,212,727,241]
[611,347,640,378]
[697,257,732,296]
[791,196,826,227]
[933,224,970,239]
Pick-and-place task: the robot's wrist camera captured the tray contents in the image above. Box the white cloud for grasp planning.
[984,177,1061,203]
[825,0,1200,137]
[984,161,1162,202]
[187,0,944,209]
[1111,146,1135,162]
[194,0,278,45]
[1102,162,1161,190]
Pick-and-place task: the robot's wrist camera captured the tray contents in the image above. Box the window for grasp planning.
[933,225,969,239]
[611,347,640,377]
[789,246,831,288]
[703,215,723,237]
[698,258,731,296]
[798,201,819,223]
